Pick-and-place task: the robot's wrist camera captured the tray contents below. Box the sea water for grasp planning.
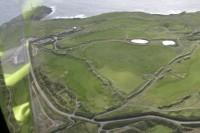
[1,0,200,25]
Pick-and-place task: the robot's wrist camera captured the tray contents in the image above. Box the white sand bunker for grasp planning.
[162,40,176,46]
[131,39,149,44]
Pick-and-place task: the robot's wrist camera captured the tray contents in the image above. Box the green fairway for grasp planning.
[99,67,144,94]
[4,63,30,86]
[58,38,79,48]
[73,42,177,94]
[73,27,177,44]
[38,51,119,112]
[12,102,30,122]
[150,125,173,133]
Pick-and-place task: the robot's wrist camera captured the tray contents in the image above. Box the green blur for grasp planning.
[4,63,30,86]
[12,102,30,122]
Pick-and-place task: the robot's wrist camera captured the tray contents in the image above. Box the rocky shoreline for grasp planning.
[31,6,53,20]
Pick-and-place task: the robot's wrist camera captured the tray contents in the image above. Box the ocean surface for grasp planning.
[1,0,200,25]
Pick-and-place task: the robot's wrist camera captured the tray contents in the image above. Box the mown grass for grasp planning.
[74,28,126,42]
[38,51,119,113]
[73,42,177,95]
[71,22,183,45]
[99,67,144,94]
[149,125,173,133]
[43,44,54,50]
[58,38,78,48]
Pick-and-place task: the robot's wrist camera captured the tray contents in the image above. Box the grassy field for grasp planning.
[73,26,180,44]
[149,125,173,133]
[73,42,177,95]
[57,17,187,48]
[37,51,120,113]
[43,43,54,50]
[28,11,200,50]
[2,7,200,132]
[96,46,200,120]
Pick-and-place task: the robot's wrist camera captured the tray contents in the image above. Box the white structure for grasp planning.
[162,40,176,46]
[131,39,149,44]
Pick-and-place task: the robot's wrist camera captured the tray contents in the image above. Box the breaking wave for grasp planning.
[53,14,87,19]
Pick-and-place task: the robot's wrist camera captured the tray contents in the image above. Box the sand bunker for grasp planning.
[162,40,176,46]
[131,39,149,44]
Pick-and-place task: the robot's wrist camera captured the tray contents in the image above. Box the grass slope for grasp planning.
[39,51,118,113]
[149,125,173,133]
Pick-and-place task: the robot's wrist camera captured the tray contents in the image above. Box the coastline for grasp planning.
[43,6,87,20]
[44,5,200,21]
[1,5,200,26]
